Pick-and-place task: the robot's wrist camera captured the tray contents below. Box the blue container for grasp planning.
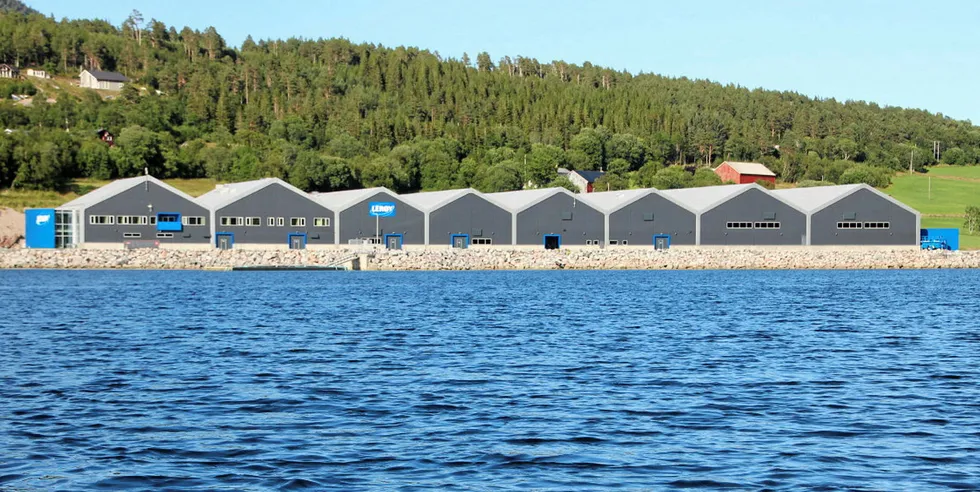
[25,209,56,248]
[920,228,959,251]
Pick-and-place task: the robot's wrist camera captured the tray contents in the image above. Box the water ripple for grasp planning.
[1,269,980,490]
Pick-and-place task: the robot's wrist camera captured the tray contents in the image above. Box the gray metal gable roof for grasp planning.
[582,188,702,216]
[60,175,198,210]
[196,177,316,211]
[659,184,756,213]
[775,184,920,217]
[770,184,863,213]
[579,188,654,213]
[311,187,401,212]
[660,183,809,215]
[400,188,474,212]
[486,187,582,213]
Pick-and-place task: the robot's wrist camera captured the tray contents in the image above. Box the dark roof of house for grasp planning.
[572,170,605,183]
[0,64,18,70]
[85,70,129,82]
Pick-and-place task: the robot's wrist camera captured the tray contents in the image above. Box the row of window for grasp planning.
[727,222,782,230]
[90,215,206,226]
[122,232,176,239]
[585,240,631,245]
[218,217,330,227]
[838,222,890,229]
[471,238,493,245]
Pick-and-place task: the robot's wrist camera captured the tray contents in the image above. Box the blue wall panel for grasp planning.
[25,208,56,248]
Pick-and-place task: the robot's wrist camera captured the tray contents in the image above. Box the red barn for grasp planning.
[714,161,776,185]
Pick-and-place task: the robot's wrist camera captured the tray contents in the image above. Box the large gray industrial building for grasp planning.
[662,184,809,246]
[772,184,920,246]
[489,188,604,248]
[56,175,211,248]
[29,177,922,250]
[401,189,512,247]
[313,187,424,249]
[197,178,335,249]
[583,189,698,247]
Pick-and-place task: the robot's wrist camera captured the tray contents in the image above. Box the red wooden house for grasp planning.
[714,161,776,185]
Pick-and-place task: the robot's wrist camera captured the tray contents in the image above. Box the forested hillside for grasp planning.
[0,7,978,194]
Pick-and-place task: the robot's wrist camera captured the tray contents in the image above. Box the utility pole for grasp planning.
[909,146,914,175]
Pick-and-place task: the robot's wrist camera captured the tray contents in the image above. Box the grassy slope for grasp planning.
[0,178,217,210]
[884,165,980,249]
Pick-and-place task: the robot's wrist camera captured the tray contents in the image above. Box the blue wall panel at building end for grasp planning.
[920,228,959,251]
[25,208,56,248]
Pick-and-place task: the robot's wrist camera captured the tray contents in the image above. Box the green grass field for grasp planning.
[885,165,980,249]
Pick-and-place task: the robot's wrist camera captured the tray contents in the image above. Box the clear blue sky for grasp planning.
[28,0,980,123]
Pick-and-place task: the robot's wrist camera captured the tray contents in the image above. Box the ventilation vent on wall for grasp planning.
[763,212,776,220]
[643,213,655,221]
[471,228,483,236]
[561,211,573,221]
[843,212,857,220]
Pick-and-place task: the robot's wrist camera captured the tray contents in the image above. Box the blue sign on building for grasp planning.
[369,202,396,217]
[25,208,56,248]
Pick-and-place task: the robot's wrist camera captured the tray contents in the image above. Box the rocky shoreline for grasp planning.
[0,247,977,271]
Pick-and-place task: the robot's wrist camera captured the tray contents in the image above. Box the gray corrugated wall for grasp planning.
[83,181,210,244]
[428,194,512,245]
[609,194,697,245]
[338,191,424,244]
[516,194,604,246]
[700,188,807,245]
[214,183,335,245]
[811,188,917,245]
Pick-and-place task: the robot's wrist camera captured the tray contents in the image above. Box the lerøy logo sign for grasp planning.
[35,214,51,226]
[369,202,396,217]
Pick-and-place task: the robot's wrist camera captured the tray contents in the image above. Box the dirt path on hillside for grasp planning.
[0,208,25,248]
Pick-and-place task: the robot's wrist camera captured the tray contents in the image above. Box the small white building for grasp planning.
[0,64,19,79]
[79,69,128,91]
[26,68,50,79]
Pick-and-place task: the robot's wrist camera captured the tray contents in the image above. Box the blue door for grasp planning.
[654,234,671,250]
[384,234,403,250]
[289,233,307,250]
[451,234,469,249]
[216,233,234,250]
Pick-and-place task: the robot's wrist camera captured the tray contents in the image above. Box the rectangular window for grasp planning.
[156,232,174,238]
[609,240,619,245]
[220,217,244,226]
[89,215,114,225]
[116,216,145,225]
[863,222,890,229]
[277,217,285,227]
[837,222,863,229]
[586,240,593,245]
[314,217,330,227]
[182,216,205,226]
[727,222,754,229]
[149,216,157,225]
[267,217,275,227]
[471,238,493,245]
[245,217,262,227]
[754,222,781,229]
[157,213,180,223]
[622,240,629,245]
[290,217,306,227]
[123,232,141,238]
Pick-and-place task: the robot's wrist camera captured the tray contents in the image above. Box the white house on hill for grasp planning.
[80,69,128,90]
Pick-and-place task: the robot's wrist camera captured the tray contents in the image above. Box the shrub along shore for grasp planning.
[0,248,977,271]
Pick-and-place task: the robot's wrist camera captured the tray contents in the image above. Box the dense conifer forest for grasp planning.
[0,1,978,193]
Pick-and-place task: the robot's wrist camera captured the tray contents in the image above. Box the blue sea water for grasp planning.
[1,269,979,490]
